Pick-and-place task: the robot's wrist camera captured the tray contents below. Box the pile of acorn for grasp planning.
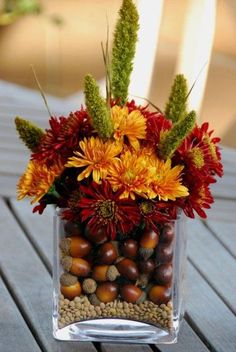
[59,221,175,310]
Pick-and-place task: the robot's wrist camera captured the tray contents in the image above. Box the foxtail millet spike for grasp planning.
[159,110,196,159]
[111,0,139,105]
[84,74,113,139]
[15,116,44,152]
[165,74,188,123]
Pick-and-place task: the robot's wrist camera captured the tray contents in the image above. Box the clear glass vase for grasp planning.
[53,209,187,344]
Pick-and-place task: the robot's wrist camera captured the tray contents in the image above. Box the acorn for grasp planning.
[97,242,118,264]
[82,278,97,294]
[154,263,173,285]
[120,284,146,304]
[139,229,159,260]
[92,265,120,282]
[64,221,82,236]
[86,228,108,244]
[121,239,138,258]
[61,256,91,277]
[139,258,155,274]
[60,273,82,300]
[148,285,171,305]
[155,243,173,264]
[96,282,118,303]
[60,236,91,258]
[117,258,139,281]
[160,223,175,244]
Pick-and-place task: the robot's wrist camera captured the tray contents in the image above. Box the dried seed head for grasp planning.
[60,273,78,286]
[106,265,120,281]
[139,247,154,260]
[82,278,97,294]
[61,256,73,271]
[89,293,102,306]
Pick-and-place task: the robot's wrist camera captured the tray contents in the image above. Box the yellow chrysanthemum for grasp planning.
[111,105,146,150]
[65,136,122,183]
[17,159,64,204]
[150,158,189,201]
[108,148,155,200]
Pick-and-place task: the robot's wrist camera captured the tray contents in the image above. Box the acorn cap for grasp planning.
[139,247,154,260]
[82,278,97,294]
[89,293,101,306]
[106,265,120,281]
[60,238,71,255]
[60,273,78,286]
[136,274,149,288]
[61,256,73,271]
[136,291,147,304]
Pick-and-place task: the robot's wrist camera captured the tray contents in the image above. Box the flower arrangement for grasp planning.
[14,0,223,338]
[15,1,223,236]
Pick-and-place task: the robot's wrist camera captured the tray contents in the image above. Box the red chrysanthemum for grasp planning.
[32,108,92,163]
[77,181,141,239]
[176,122,223,180]
[177,176,214,218]
[139,200,177,231]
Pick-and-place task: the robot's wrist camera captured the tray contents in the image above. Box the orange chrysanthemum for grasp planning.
[150,158,189,201]
[111,105,146,150]
[17,159,64,204]
[65,136,122,183]
[108,148,155,200]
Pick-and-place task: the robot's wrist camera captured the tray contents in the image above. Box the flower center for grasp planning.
[140,201,155,215]
[96,200,116,219]
[189,147,204,169]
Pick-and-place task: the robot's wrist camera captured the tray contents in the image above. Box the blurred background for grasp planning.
[0,0,236,147]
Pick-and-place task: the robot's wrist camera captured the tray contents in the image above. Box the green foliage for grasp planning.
[165,74,188,123]
[111,0,139,105]
[159,111,196,159]
[84,74,113,139]
[15,116,44,151]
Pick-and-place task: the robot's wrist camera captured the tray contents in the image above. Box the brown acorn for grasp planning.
[87,228,108,244]
[139,229,159,260]
[96,282,118,303]
[121,239,138,258]
[160,223,175,244]
[120,284,145,303]
[154,263,173,285]
[60,273,82,300]
[92,265,120,282]
[61,256,91,277]
[155,243,173,264]
[64,221,82,236]
[117,258,139,281]
[139,258,155,274]
[148,285,171,305]
[60,236,91,258]
[97,242,118,264]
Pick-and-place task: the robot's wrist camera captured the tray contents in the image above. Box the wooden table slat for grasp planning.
[0,277,42,352]
[186,263,236,352]
[187,219,236,314]
[0,198,97,352]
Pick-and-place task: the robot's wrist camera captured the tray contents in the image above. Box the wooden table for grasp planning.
[0,81,236,352]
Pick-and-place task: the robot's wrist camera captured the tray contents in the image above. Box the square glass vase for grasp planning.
[53,209,187,344]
